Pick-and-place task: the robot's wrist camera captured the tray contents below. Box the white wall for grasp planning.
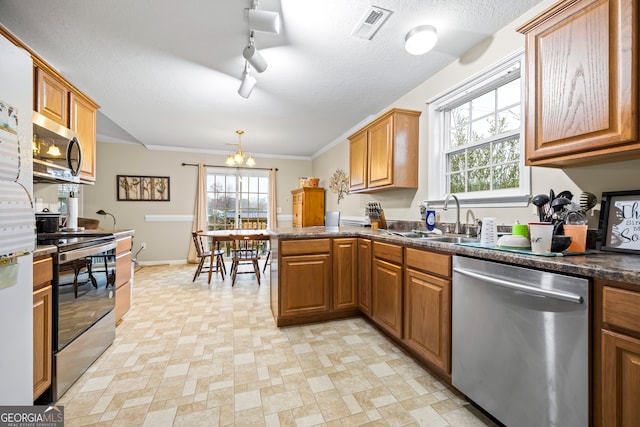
[82,142,312,263]
[312,0,640,229]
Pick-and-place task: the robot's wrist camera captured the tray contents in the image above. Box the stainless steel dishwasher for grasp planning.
[452,256,588,427]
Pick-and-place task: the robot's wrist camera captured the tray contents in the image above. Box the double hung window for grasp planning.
[428,52,529,206]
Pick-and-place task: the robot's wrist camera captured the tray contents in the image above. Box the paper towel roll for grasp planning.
[67,196,78,229]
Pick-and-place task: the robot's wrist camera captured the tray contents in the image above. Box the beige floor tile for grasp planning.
[55,265,496,426]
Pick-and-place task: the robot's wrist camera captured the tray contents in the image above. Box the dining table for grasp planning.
[197,229,271,241]
[197,229,272,279]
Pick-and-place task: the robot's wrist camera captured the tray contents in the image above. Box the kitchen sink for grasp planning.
[425,236,479,244]
[379,230,423,238]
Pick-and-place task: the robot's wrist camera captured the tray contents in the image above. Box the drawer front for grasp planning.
[116,252,132,287]
[115,281,131,323]
[33,256,53,288]
[405,247,451,278]
[603,286,640,335]
[116,236,132,254]
[281,238,331,256]
[373,241,402,264]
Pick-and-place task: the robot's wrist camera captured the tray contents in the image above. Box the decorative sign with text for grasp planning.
[599,191,640,254]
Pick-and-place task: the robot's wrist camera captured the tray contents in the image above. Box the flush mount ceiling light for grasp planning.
[404,25,438,55]
[243,37,267,73]
[225,130,256,167]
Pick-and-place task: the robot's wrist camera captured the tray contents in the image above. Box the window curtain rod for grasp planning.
[181,162,277,172]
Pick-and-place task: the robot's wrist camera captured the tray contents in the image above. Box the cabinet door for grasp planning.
[36,67,68,126]
[333,238,358,311]
[358,238,372,315]
[601,330,640,426]
[33,285,52,400]
[520,0,639,166]
[280,254,331,317]
[372,258,402,338]
[349,130,368,191]
[368,115,394,188]
[404,268,451,373]
[70,92,97,181]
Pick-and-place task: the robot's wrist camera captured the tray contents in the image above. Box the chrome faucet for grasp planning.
[443,194,461,234]
[466,209,478,238]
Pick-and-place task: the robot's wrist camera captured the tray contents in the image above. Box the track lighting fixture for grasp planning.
[236,0,281,98]
[238,62,257,98]
[404,25,438,55]
[243,37,267,73]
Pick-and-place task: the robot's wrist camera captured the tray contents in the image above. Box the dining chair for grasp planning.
[229,234,261,286]
[191,231,225,283]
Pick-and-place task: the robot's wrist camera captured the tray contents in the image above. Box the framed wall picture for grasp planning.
[597,190,640,254]
[117,175,170,201]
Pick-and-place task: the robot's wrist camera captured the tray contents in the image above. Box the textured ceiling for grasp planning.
[0,0,542,159]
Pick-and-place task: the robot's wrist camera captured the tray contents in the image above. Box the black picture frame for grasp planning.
[117,175,170,201]
[597,190,640,254]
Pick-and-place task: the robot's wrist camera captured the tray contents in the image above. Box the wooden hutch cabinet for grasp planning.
[517,0,639,166]
[291,187,325,227]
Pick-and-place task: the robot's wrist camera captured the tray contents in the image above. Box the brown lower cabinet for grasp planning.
[278,239,331,321]
[115,236,132,323]
[597,279,640,426]
[357,238,372,315]
[333,238,358,311]
[372,241,403,339]
[404,247,451,376]
[33,255,53,401]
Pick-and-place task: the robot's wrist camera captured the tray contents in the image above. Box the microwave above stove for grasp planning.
[32,111,84,185]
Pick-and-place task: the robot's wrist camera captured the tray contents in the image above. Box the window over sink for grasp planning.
[427,51,530,207]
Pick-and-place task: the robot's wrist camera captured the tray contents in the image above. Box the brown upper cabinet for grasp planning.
[518,0,639,167]
[348,108,421,192]
[35,67,69,126]
[33,58,99,181]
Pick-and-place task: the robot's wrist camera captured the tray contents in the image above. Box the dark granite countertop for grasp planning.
[34,245,57,257]
[268,226,640,286]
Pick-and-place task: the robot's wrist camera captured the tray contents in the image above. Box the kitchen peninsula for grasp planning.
[267,225,640,426]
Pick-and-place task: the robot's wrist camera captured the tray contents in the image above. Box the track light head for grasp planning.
[248,8,280,34]
[238,69,257,98]
[242,44,267,73]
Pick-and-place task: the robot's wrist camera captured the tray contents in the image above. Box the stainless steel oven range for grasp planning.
[37,232,117,402]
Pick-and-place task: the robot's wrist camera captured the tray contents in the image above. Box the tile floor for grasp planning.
[57,264,496,427]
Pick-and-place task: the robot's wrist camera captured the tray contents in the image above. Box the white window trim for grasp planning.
[426,49,530,208]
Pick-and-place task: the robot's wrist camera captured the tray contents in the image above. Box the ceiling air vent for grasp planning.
[351,6,393,40]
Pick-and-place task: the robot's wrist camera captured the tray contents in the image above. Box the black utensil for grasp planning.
[551,196,571,212]
[557,190,574,201]
[532,194,550,222]
[579,192,597,214]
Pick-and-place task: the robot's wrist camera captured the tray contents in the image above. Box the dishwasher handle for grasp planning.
[453,267,584,305]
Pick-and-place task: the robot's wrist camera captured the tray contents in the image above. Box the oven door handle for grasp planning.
[453,267,584,304]
[58,241,117,263]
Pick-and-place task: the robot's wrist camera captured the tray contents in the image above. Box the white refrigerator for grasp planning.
[0,33,34,404]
